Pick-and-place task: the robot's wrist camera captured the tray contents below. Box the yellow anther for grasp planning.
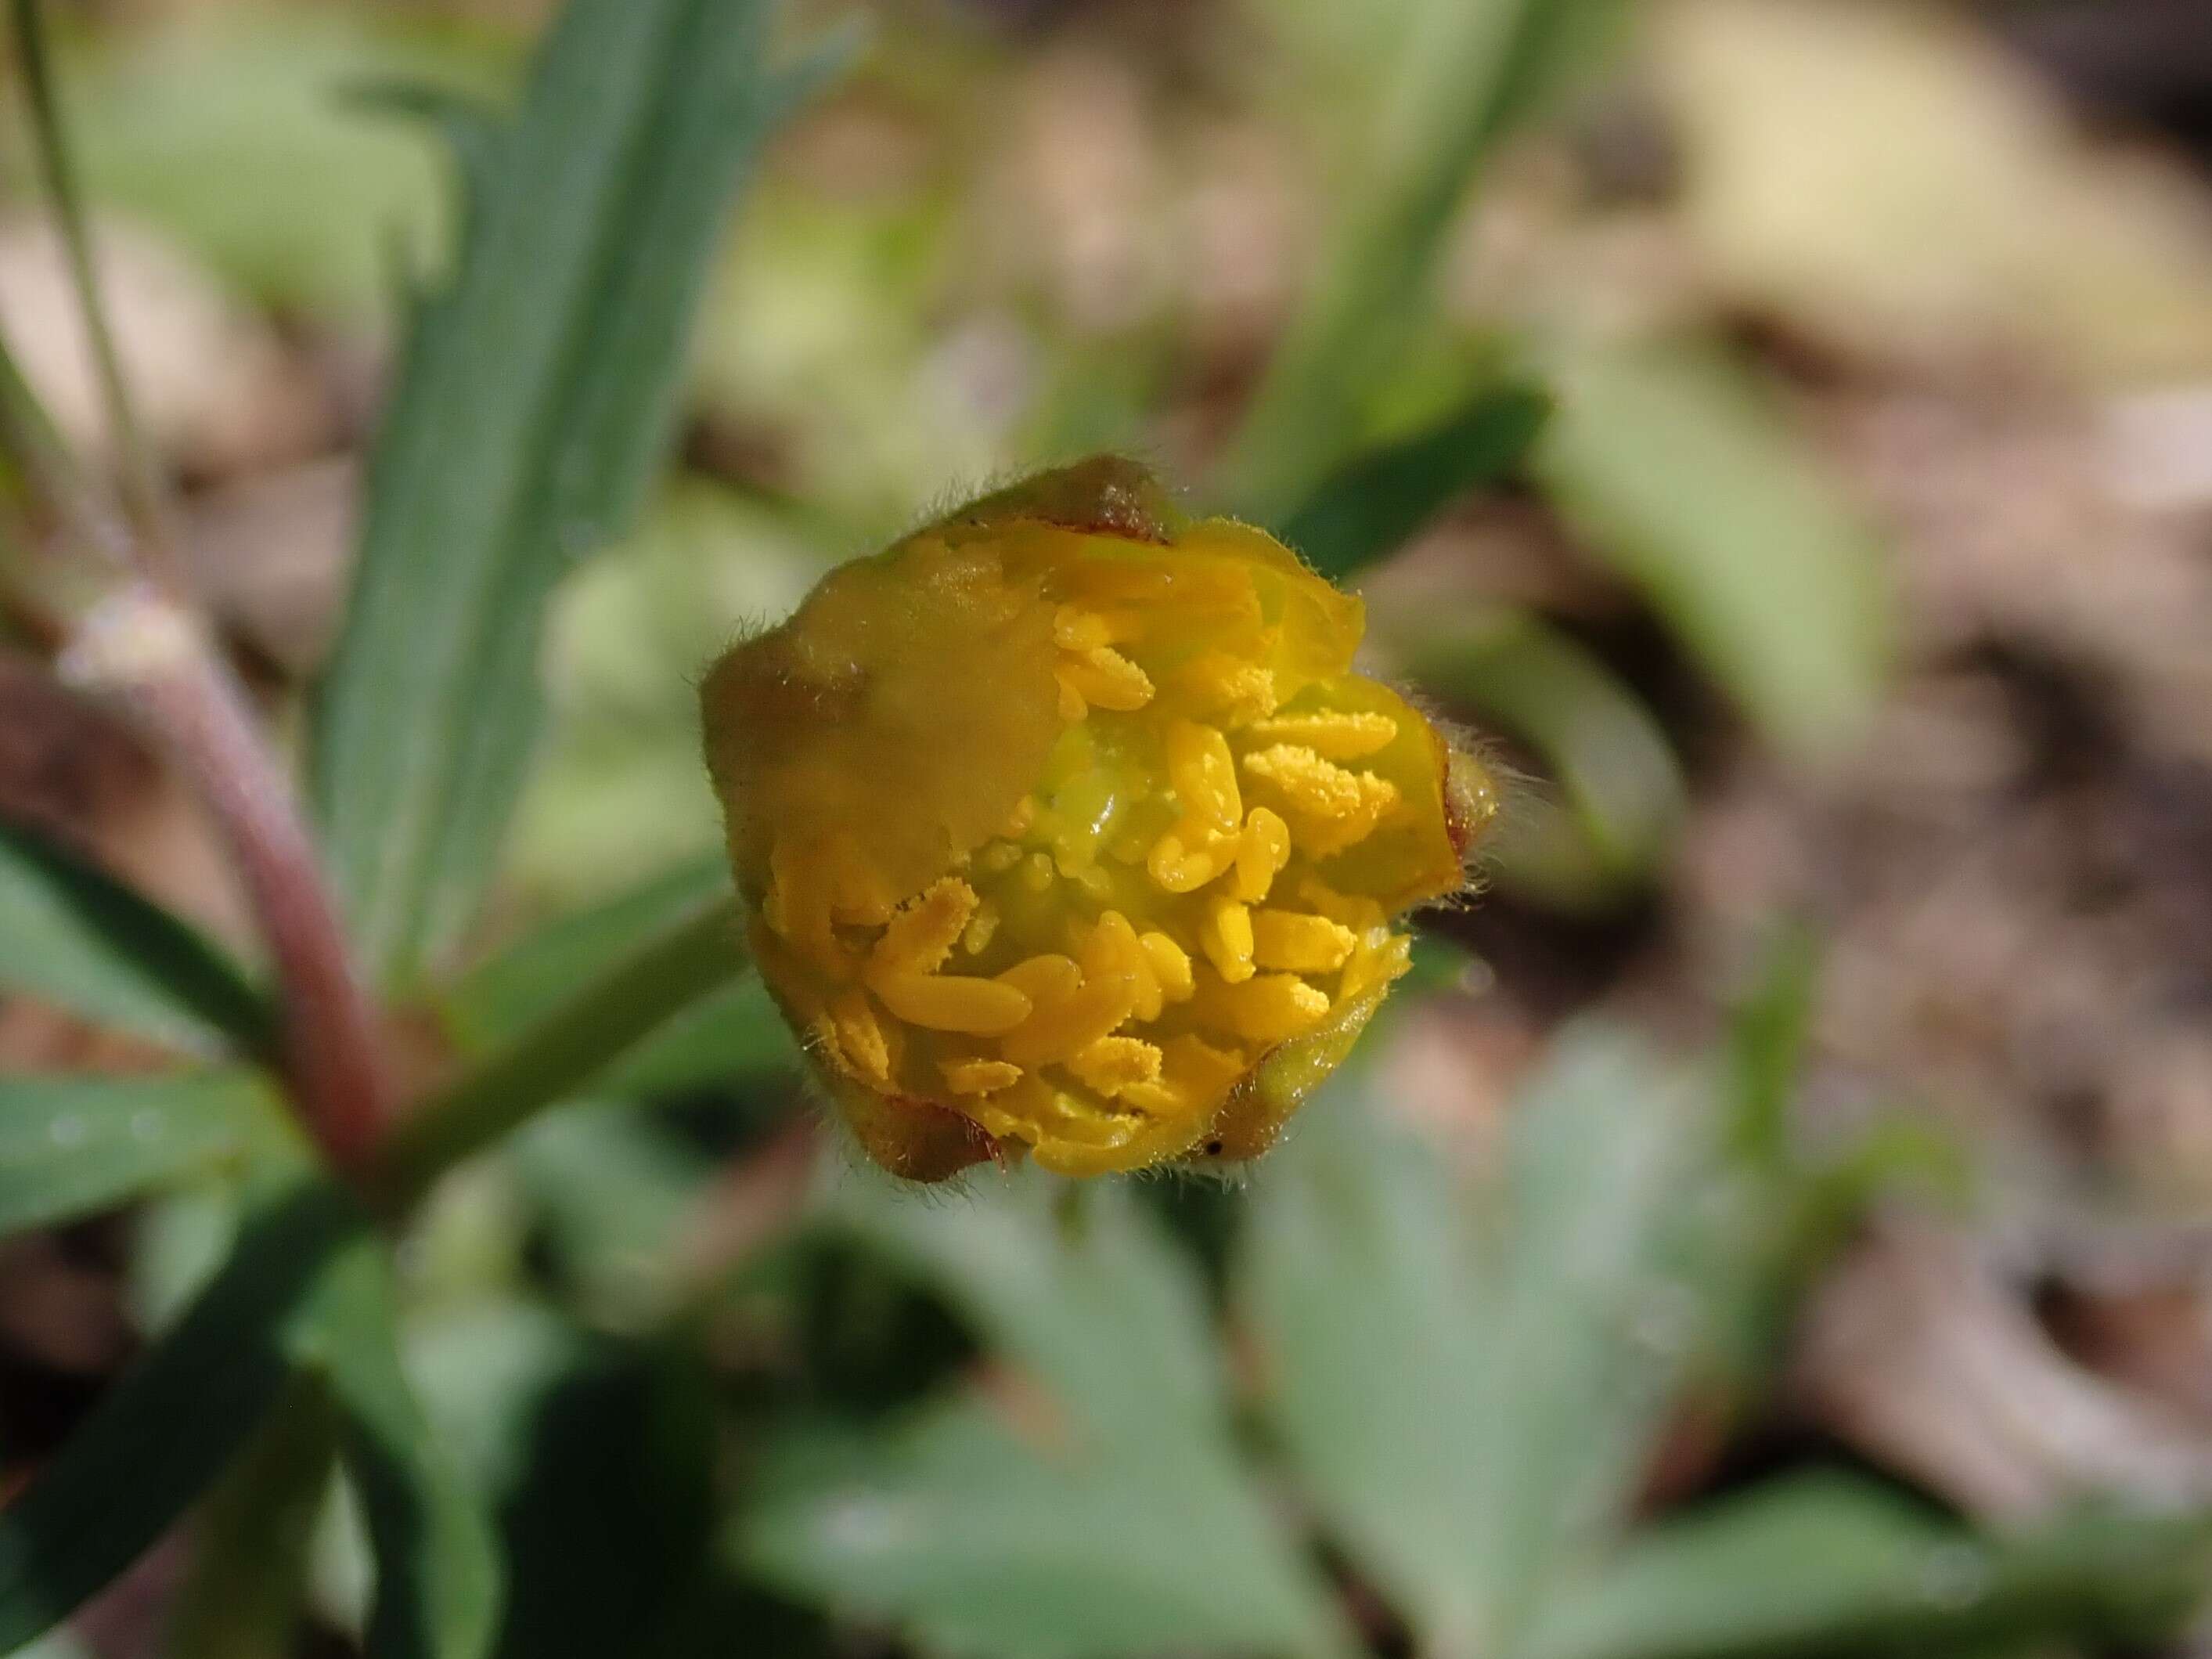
[1245,710,1398,759]
[1066,1036,1162,1097]
[1200,896,1256,985]
[1167,720,1242,836]
[999,951,1084,1004]
[962,900,1000,954]
[1240,744,1365,819]
[1252,909,1358,973]
[1297,875,1386,931]
[1203,972,1331,1043]
[1002,960,1141,1069]
[871,972,1033,1035]
[1176,653,1277,724]
[1053,605,1114,652]
[1241,744,1400,854]
[1232,806,1292,903]
[942,1058,1022,1095]
[1146,831,1234,894]
[870,877,978,978]
[1059,645,1153,712]
[1003,798,1037,838]
[1022,852,1057,893]
[1140,932,1194,1002]
[1057,676,1089,723]
[1120,1035,1245,1119]
[828,990,893,1084]
[1086,911,1161,1021]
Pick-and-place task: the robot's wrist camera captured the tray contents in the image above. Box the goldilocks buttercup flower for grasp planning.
[701,458,1493,1181]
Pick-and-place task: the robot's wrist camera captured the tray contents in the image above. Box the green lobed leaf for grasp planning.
[1532,337,1892,761]
[312,0,848,989]
[1241,1027,1723,1657]
[1238,1068,1493,1648]
[736,1170,1357,1659]
[1277,380,1549,582]
[1521,1473,2212,1659]
[0,1070,272,1239]
[0,818,267,1054]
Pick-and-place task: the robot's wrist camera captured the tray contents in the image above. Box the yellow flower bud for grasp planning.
[701,457,1493,1181]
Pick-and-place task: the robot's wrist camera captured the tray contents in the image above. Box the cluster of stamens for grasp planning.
[761,590,1421,1173]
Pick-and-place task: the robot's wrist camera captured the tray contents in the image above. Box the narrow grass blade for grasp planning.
[1216,0,1623,515]
[0,1070,271,1237]
[312,0,846,987]
[302,1242,503,1659]
[1280,381,1548,582]
[0,818,267,1053]
[0,1176,360,1654]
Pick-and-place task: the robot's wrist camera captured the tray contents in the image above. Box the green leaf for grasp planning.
[0,1070,272,1238]
[312,0,846,988]
[298,1238,503,1659]
[1241,1029,1718,1656]
[446,857,792,1099]
[1533,337,1892,760]
[0,1176,360,1654]
[737,1170,1356,1659]
[168,1379,340,1659]
[1216,0,1624,515]
[0,1126,499,1659]
[1397,608,1686,895]
[0,818,267,1053]
[1521,1473,2212,1659]
[1278,381,1549,581]
[1238,1070,1493,1648]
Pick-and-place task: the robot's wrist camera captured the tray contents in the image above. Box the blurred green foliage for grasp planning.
[0,0,2205,1657]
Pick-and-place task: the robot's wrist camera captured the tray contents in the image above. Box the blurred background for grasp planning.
[10,0,2212,1654]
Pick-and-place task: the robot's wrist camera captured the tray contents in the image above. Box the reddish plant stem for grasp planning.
[63,583,390,1171]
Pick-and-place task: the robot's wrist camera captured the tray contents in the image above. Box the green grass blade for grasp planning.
[302,1242,503,1659]
[312,0,845,988]
[168,1379,339,1659]
[1216,0,1622,515]
[1278,381,1549,582]
[0,1070,272,1237]
[0,818,268,1053]
[0,1176,360,1654]
[1533,337,1892,761]
[445,859,791,1101]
